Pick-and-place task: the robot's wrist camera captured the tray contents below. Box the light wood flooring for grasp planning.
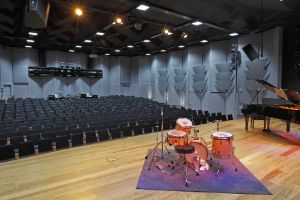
[0,119,300,200]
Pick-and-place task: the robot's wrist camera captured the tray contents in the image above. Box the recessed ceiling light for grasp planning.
[143,39,150,43]
[115,49,121,53]
[96,32,105,36]
[200,39,208,43]
[28,32,38,36]
[160,49,167,52]
[75,45,82,48]
[127,45,134,48]
[145,53,151,56]
[25,45,32,48]
[229,32,239,36]
[178,45,185,48]
[167,32,173,35]
[84,39,92,43]
[136,4,150,11]
[26,39,34,43]
[105,53,110,56]
[68,49,75,53]
[192,21,203,26]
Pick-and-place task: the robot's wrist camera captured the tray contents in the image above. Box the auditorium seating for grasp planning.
[0,96,232,162]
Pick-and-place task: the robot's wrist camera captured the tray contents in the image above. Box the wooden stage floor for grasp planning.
[0,119,300,200]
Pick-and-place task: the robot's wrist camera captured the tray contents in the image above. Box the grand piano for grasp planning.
[242,80,300,132]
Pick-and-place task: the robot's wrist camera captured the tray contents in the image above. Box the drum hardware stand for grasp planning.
[145,111,172,173]
[217,120,219,131]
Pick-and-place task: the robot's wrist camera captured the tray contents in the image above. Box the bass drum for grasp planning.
[186,139,208,171]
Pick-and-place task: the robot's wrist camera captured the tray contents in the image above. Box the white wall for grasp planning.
[0,27,282,118]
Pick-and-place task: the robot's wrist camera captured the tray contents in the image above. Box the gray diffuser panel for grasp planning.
[215,64,231,72]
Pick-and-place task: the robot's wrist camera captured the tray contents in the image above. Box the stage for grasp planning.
[0,119,299,200]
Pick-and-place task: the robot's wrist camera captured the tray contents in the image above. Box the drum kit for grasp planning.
[145,112,237,187]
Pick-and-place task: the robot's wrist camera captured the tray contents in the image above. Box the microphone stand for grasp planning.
[249,87,262,105]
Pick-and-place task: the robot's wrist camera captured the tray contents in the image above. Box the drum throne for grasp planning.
[174,144,196,187]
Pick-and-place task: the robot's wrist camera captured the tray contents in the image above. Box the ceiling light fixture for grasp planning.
[167,32,173,35]
[229,32,239,37]
[178,45,185,48]
[114,17,123,25]
[75,45,82,48]
[200,39,208,43]
[160,49,167,52]
[143,39,150,43]
[162,27,170,35]
[69,49,75,53]
[96,32,105,36]
[84,39,92,43]
[181,32,188,39]
[145,53,151,56]
[74,8,83,16]
[25,45,32,48]
[136,4,150,11]
[28,32,38,36]
[192,21,203,26]
[105,53,110,56]
[127,45,134,48]
[115,49,121,53]
[26,39,34,43]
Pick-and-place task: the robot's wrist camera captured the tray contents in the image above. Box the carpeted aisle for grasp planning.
[136,150,271,195]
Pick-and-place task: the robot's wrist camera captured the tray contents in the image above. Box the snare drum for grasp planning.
[175,118,193,135]
[167,130,186,146]
[211,132,233,159]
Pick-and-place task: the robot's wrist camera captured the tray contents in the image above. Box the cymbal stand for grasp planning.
[145,109,171,173]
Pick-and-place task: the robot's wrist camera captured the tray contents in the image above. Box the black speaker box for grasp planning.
[242,44,259,61]
[25,0,50,29]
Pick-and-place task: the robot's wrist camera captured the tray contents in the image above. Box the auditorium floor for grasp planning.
[0,119,299,200]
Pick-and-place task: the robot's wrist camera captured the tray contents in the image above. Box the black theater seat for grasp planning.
[18,141,35,157]
[0,144,15,161]
[85,131,97,144]
[36,139,53,153]
[70,133,83,147]
[54,135,70,150]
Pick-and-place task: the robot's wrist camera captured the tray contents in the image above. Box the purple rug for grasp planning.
[136,150,271,195]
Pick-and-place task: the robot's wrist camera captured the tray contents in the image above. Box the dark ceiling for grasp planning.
[0,0,300,56]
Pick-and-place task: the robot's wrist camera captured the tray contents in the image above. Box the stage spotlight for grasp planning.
[74,8,83,16]
[68,49,75,53]
[178,45,185,48]
[145,53,151,56]
[105,53,110,56]
[127,45,134,48]
[84,39,92,43]
[25,45,32,48]
[114,17,123,25]
[162,27,170,35]
[200,39,208,43]
[160,49,167,53]
[143,39,150,43]
[115,49,121,53]
[181,32,188,39]
[75,45,82,48]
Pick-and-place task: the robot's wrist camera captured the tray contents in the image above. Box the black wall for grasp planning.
[282,21,300,90]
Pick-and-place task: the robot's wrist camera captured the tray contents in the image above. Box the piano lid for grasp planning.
[257,79,300,105]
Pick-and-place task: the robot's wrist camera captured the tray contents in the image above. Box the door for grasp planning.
[2,84,12,100]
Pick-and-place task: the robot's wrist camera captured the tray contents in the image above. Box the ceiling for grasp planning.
[0,0,299,56]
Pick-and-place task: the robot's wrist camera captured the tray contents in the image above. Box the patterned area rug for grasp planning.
[136,150,271,195]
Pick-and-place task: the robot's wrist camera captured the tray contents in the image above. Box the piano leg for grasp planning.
[245,115,249,130]
[263,117,271,132]
[286,121,291,132]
